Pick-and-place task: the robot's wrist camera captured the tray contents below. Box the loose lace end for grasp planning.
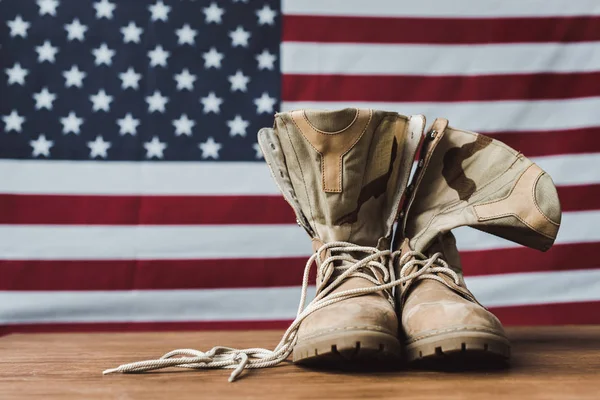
[102,367,120,375]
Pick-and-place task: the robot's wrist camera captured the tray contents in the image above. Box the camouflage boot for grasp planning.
[395,118,562,363]
[258,108,423,363]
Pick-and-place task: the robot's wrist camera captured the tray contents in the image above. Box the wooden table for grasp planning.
[1,326,599,399]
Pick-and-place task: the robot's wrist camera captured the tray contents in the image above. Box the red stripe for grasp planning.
[556,185,600,212]
[490,301,600,326]
[485,128,600,157]
[2,243,598,291]
[0,194,295,225]
[1,301,598,336]
[283,15,600,44]
[282,73,600,102]
[0,320,292,336]
[0,183,595,226]
[461,242,600,277]
[0,258,310,290]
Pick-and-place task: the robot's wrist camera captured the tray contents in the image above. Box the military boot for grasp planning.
[259,108,424,363]
[395,118,562,363]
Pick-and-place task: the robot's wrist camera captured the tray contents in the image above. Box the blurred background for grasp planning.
[1,0,599,334]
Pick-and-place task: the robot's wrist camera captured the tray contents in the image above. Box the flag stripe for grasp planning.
[461,242,600,277]
[1,154,598,195]
[485,128,600,157]
[1,211,598,260]
[0,194,296,225]
[0,320,293,336]
[0,160,278,195]
[489,301,600,326]
[282,42,600,76]
[283,15,600,44]
[4,300,600,335]
[283,73,600,102]
[2,268,600,324]
[282,98,600,133]
[0,184,596,226]
[2,242,598,291]
[282,0,600,18]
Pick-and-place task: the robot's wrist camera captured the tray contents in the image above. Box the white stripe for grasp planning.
[466,269,600,307]
[0,211,597,260]
[2,269,599,323]
[0,287,314,324]
[0,160,279,195]
[282,98,600,133]
[0,225,312,260]
[282,0,600,17]
[0,153,598,195]
[282,42,600,76]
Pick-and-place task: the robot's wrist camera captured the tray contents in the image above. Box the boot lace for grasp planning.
[103,242,398,382]
[396,250,461,287]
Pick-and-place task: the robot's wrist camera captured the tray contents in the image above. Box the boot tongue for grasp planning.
[259,108,424,248]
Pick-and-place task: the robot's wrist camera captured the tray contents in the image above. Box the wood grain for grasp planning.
[1,326,599,399]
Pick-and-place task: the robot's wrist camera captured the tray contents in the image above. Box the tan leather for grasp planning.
[290,109,372,193]
[297,277,398,340]
[474,164,560,239]
[259,108,425,246]
[396,119,563,356]
[401,279,505,342]
[258,108,426,359]
[401,124,562,253]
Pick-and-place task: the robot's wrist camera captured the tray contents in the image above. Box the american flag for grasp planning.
[1,0,599,334]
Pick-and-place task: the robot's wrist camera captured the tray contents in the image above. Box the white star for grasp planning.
[256,49,276,70]
[117,113,139,135]
[92,43,115,66]
[227,115,249,137]
[119,67,142,90]
[144,136,167,159]
[30,134,54,157]
[176,24,196,45]
[5,63,28,85]
[256,5,276,25]
[149,1,170,21]
[148,45,170,67]
[63,65,86,87]
[228,70,250,92]
[202,47,223,69]
[121,22,143,43]
[174,68,196,91]
[33,87,56,110]
[254,92,276,114]
[253,142,263,159]
[94,0,116,19]
[64,19,87,41]
[229,26,250,47]
[199,137,222,159]
[60,111,83,135]
[88,135,111,158]
[2,110,25,133]
[7,16,30,38]
[89,89,113,112]
[36,41,59,63]
[38,0,59,16]
[200,92,222,114]
[172,114,195,136]
[145,90,169,113]
[203,2,224,24]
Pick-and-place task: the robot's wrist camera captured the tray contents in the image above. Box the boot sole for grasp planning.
[293,330,402,365]
[406,330,510,366]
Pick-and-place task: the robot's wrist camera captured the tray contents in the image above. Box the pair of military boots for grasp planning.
[104,108,561,381]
